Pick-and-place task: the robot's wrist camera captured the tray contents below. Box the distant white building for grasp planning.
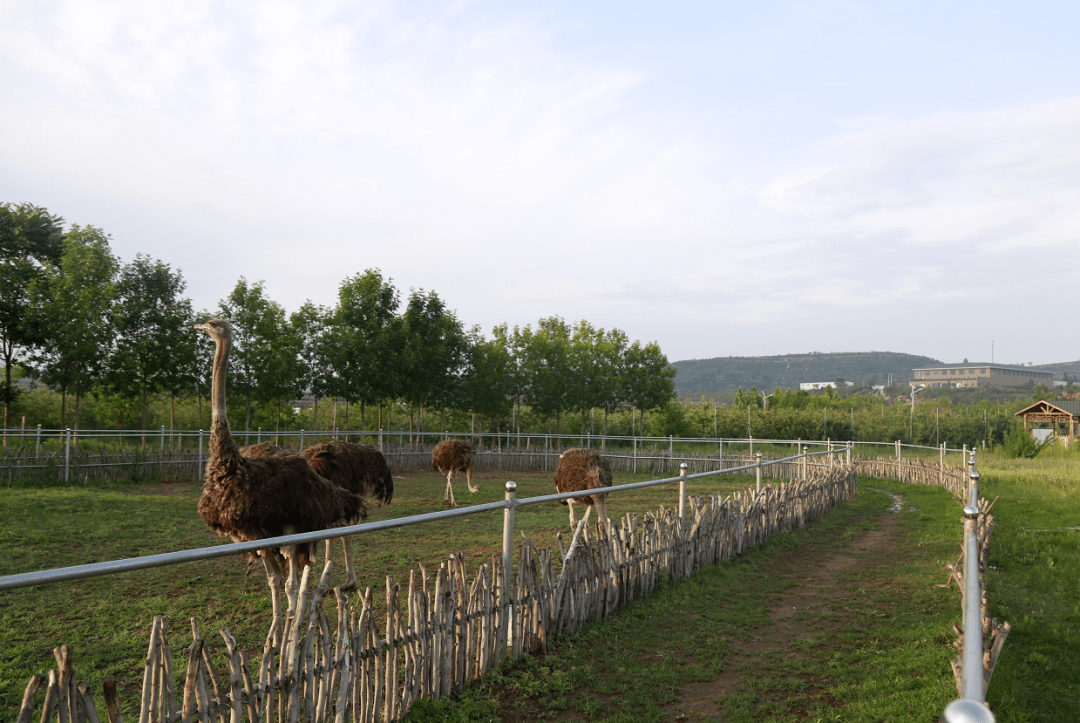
[800,381,855,391]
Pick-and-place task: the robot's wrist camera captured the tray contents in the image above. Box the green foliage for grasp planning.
[328,269,401,420]
[1002,425,1048,459]
[0,202,65,427]
[109,254,195,429]
[28,225,119,426]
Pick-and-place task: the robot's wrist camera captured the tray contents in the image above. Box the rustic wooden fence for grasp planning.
[17,464,857,723]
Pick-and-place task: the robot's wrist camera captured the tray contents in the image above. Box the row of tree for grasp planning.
[1,203,676,436]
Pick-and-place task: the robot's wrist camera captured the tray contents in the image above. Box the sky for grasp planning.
[2,0,1078,366]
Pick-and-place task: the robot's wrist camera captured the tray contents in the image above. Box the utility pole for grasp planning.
[910,384,926,437]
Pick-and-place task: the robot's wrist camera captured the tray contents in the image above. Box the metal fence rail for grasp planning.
[0,427,965,486]
[11,446,859,723]
[0,446,843,593]
[940,452,1009,723]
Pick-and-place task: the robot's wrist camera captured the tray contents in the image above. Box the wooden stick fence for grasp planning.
[19,465,857,723]
[938,493,1011,696]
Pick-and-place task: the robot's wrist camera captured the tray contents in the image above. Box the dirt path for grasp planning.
[667,492,903,720]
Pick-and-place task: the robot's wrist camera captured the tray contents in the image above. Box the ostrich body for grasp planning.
[431,439,477,506]
[553,447,612,527]
[300,440,394,589]
[195,319,366,613]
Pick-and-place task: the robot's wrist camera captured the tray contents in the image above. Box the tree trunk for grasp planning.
[360,400,366,443]
[2,351,11,446]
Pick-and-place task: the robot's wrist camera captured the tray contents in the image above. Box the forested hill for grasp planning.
[672,351,944,394]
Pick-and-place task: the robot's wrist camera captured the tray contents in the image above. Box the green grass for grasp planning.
[5,452,1078,722]
[979,453,1080,722]
[440,481,962,722]
[0,466,757,713]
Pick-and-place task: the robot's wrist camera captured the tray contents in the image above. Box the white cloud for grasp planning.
[1,1,1078,363]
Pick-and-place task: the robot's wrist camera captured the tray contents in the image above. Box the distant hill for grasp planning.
[1033,360,1080,381]
[672,351,944,394]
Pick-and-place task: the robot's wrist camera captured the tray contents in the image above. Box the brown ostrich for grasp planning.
[552,447,613,527]
[431,439,477,506]
[239,440,287,458]
[194,318,367,615]
[299,440,394,589]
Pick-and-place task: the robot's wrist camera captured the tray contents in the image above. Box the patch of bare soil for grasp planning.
[667,503,901,721]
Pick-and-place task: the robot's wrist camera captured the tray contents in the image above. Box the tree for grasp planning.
[622,339,676,429]
[459,325,514,433]
[399,289,466,434]
[520,317,574,434]
[328,270,401,434]
[0,202,65,434]
[592,328,628,438]
[29,226,119,430]
[218,278,296,436]
[109,255,195,438]
[290,301,333,431]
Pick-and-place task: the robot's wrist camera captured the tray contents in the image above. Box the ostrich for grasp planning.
[553,447,613,527]
[300,440,394,589]
[431,439,477,506]
[194,318,367,615]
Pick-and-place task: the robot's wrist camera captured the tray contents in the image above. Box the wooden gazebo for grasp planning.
[1014,400,1080,445]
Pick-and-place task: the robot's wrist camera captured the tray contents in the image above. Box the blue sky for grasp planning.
[2,1,1077,365]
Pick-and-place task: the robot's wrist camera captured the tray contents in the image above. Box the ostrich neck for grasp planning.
[209,334,239,460]
[211,335,230,425]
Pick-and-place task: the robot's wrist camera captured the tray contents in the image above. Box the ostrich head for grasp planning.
[194,318,235,345]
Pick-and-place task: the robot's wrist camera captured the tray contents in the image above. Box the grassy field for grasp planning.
[3,449,1077,721]
[0,465,757,713]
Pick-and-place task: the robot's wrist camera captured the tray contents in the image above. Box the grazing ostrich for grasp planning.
[553,448,613,527]
[240,441,287,458]
[194,318,367,615]
[300,441,394,589]
[431,439,477,506]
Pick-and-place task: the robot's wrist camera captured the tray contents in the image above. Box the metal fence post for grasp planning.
[846,442,852,465]
[755,452,762,493]
[299,427,304,452]
[198,429,204,479]
[718,437,723,471]
[36,424,41,457]
[678,462,688,523]
[669,435,673,466]
[501,481,517,601]
[64,428,71,484]
[633,435,638,474]
[802,446,808,480]
[896,439,901,462]
[749,435,754,456]
[961,504,985,700]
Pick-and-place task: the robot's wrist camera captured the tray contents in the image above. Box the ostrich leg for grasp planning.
[466,468,478,493]
[445,471,458,507]
[594,494,609,525]
[260,550,286,646]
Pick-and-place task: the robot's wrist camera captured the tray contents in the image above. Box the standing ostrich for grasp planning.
[553,447,613,527]
[431,439,477,506]
[194,319,367,615]
[300,440,394,589]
